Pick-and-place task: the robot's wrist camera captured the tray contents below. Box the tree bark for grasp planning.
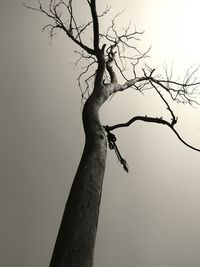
[49,89,108,267]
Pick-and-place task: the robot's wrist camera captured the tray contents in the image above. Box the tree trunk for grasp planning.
[49,89,107,267]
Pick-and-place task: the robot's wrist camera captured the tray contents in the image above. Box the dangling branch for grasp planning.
[104,126,129,172]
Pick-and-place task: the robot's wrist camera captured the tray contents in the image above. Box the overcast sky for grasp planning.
[1,1,200,267]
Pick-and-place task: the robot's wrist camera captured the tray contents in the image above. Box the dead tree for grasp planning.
[25,0,200,266]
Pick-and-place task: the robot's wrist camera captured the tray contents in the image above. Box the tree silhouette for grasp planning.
[25,1,200,266]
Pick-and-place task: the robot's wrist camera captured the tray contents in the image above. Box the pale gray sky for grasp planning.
[1,1,200,267]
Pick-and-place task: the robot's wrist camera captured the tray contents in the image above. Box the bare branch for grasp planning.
[105,115,200,152]
[99,11,150,83]
[24,0,95,55]
[106,42,118,83]
[87,0,100,51]
[150,81,177,126]
[112,66,200,107]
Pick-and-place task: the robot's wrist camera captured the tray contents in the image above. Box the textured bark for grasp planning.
[49,88,108,267]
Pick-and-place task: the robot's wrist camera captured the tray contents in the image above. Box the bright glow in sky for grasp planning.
[144,0,200,66]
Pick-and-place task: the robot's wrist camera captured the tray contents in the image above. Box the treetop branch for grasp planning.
[88,0,100,51]
[25,1,200,107]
